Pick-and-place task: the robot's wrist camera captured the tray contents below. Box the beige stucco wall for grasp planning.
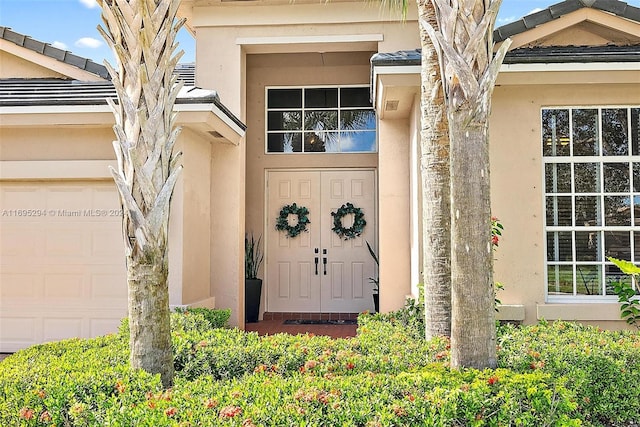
[490,75,639,327]
[0,51,67,79]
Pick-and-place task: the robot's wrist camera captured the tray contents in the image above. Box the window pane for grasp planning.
[634,163,640,192]
[267,133,302,153]
[605,263,632,296]
[574,163,600,193]
[542,109,570,157]
[340,110,376,130]
[632,108,640,155]
[546,196,572,226]
[576,265,602,295]
[604,196,631,226]
[635,195,640,226]
[267,111,301,131]
[634,231,640,262]
[547,265,573,295]
[545,163,571,193]
[547,231,573,261]
[604,230,631,260]
[340,87,371,107]
[268,89,302,108]
[304,111,338,131]
[602,108,629,156]
[304,88,338,108]
[340,131,376,152]
[575,196,600,227]
[603,163,630,193]
[573,109,599,156]
[304,132,338,152]
[575,230,600,261]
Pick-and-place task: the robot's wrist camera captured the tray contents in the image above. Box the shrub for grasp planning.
[173,307,231,329]
[3,311,640,426]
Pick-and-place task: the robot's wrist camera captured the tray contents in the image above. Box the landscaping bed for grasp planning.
[1,305,639,426]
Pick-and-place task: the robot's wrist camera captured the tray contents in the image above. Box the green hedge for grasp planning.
[1,309,639,426]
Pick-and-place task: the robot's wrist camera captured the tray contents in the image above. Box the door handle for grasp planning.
[314,248,319,275]
[323,249,327,275]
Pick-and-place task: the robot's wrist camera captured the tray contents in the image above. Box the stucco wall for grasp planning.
[0,51,67,79]
[490,79,639,326]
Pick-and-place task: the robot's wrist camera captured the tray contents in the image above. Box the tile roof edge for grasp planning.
[493,0,640,42]
[0,26,110,80]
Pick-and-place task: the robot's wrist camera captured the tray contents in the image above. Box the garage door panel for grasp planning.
[0,181,127,352]
[0,274,41,298]
[43,318,83,342]
[91,271,127,299]
[45,229,86,258]
[0,227,42,257]
[44,274,84,299]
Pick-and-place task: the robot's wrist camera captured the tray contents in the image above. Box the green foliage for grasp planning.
[498,320,640,425]
[607,257,640,328]
[173,307,231,329]
[331,202,367,240]
[366,240,379,293]
[4,311,640,426]
[244,233,263,279]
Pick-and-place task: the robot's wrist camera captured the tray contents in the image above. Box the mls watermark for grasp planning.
[1,209,123,218]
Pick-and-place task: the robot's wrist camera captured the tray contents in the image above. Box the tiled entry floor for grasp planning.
[244,312,359,339]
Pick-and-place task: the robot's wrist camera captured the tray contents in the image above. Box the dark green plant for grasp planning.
[365,240,379,293]
[245,233,264,279]
[606,257,640,328]
[173,307,231,329]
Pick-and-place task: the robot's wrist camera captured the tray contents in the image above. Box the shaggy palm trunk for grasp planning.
[417,0,452,339]
[421,0,511,369]
[449,108,495,368]
[97,0,185,387]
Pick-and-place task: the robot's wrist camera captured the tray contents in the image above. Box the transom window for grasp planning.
[543,107,640,300]
[266,86,376,153]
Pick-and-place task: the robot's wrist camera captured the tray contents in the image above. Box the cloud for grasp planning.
[79,0,98,8]
[51,41,68,50]
[528,7,544,15]
[75,37,103,49]
[496,16,516,25]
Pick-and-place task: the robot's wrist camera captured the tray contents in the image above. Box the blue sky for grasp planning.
[1,0,639,65]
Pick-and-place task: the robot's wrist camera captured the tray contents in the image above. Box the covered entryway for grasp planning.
[266,169,376,313]
[0,181,127,352]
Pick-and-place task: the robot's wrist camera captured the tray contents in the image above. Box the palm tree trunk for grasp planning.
[417,0,451,339]
[449,108,496,369]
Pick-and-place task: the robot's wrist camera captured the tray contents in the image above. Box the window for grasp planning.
[266,86,376,153]
[543,107,640,300]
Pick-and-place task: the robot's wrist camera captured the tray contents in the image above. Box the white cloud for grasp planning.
[496,16,516,25]
[75,37,103,49]
[51,41,68,50]
[79,0,98,8]
[528,7,544,15]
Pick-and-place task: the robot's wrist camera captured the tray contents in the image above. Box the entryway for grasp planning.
[266,169,376,314]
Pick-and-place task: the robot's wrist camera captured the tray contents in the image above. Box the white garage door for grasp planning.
[0,181,127,352]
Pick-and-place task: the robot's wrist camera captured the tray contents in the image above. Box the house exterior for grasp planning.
[1,0,639,351]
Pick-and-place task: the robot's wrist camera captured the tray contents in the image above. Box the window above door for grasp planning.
[265,86,376,154]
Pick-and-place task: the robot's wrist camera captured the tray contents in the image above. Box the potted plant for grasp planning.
[245,233,264,323]
[366,240,379,312]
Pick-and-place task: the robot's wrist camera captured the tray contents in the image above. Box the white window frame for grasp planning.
[264,85,377,154]
[543,105,640,303]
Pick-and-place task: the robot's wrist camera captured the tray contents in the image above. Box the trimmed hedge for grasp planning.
[0,308,638,426]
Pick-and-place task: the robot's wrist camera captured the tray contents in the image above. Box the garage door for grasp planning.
[0,181,127,352]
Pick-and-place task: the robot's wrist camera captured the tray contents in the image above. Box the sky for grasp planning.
[1,0,639,66]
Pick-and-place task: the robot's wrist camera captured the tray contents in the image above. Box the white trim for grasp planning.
[237,34,383,46]
[0,160,116,180]
[500,62,640,73]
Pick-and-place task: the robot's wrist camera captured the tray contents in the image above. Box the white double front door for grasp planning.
[266,170,376,313]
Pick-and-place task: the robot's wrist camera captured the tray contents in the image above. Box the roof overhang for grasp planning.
[0,103,245,145]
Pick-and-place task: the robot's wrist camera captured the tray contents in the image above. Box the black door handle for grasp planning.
[322,249,327,275]
[314,248,319,275]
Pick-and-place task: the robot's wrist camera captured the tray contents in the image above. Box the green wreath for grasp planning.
[276,203,310,238]
[332,202,366,240]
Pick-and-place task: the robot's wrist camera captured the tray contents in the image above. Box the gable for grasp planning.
[495,2,640,50]
[0,49,68,79]
[0,27,108,81]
